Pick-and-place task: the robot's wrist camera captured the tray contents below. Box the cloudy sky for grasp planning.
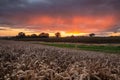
[0,0,120,36]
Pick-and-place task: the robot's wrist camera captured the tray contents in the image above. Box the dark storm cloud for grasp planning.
[0,0,120,16]
[107,24,120,32]
[0,0,120,31]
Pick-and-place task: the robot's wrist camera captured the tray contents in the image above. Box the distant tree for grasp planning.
[31,34,37,38]
[71,35,75,38]
[17,32,26,38]
[39,32,49,38]
[89,33,95,37]
[26,35,31,38]
[55,32,61,38]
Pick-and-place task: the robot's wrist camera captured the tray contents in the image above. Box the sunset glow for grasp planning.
[0,0,120,36]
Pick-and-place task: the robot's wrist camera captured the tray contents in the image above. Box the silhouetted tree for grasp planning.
[71,35,75,38]
[55,32,61,38]
[26,35,31,38]
[39,32,49,38]
[89,33,95,37]
[31,34,37,38]
[17,32,26,38]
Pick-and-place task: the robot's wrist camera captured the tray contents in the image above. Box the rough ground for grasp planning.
[0,40,120,80]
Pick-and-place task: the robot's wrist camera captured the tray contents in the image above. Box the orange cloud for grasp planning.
[26,15,116,34]
[0,15,116,36]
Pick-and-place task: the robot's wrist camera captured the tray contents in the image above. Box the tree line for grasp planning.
[16,32,96,38]
[13,31,120,39]
[16,32,61,38]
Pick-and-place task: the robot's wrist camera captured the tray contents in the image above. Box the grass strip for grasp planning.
[38,42,120,54]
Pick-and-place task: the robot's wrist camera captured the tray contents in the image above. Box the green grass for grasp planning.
[39,42,120,54]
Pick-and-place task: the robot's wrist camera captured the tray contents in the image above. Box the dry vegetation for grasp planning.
[0,40,120,80]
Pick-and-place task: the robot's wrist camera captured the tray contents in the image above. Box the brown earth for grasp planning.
[0,40,120,80]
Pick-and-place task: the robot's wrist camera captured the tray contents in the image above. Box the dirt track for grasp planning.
[0,40,120,80]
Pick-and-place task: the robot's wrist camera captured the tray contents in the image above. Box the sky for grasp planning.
[0,0,120,36]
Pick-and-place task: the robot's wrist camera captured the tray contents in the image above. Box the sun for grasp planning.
[57,31,87,37]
